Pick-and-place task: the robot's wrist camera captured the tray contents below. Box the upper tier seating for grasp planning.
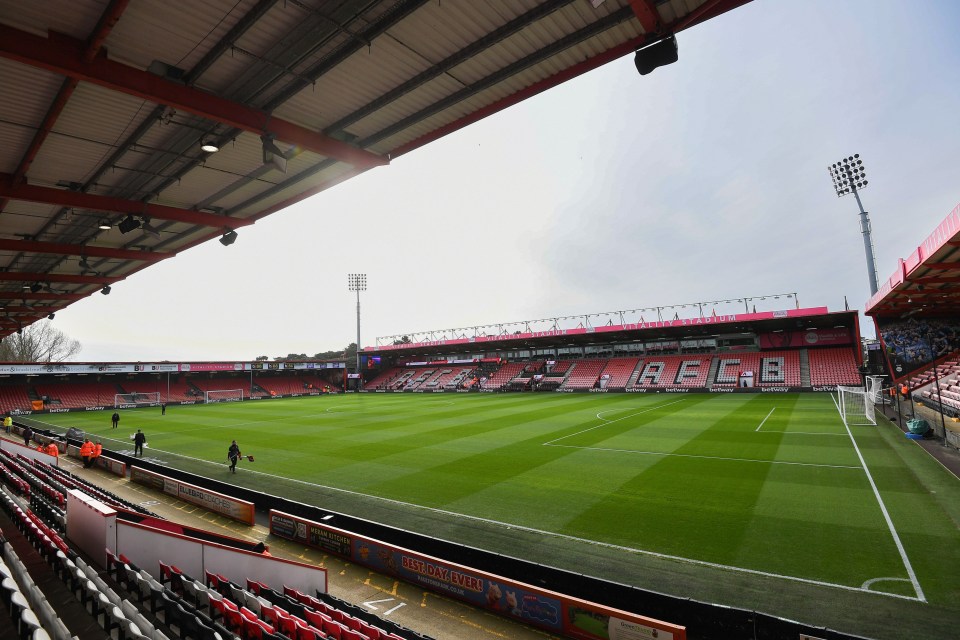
[808,348,862,386]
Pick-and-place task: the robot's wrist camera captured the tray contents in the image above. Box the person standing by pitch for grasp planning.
[134,429,146,457]
[228,440,242,473]
[111,411,120,429]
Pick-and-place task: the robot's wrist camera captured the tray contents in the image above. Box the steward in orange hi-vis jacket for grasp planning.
[80,439,95,467]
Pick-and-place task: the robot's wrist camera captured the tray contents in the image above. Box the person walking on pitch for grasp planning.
[228,440,242,473]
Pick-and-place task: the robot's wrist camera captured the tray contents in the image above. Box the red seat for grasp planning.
[240,616,265,640]
[322,618,343,640]
[303,608,327,630]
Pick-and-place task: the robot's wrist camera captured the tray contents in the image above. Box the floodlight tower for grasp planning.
[827,154,878,295]
[347,274,367,374]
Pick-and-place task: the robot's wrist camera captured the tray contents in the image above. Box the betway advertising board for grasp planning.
[269,510,685,640]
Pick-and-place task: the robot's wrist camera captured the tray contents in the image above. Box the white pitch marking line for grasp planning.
[545,399,686,446]
[596,407,650,422]
[841,416,926,602]
[65,443,921,603]
[755,407,776,431]
[543,443,861,469]
[861,576,912,591]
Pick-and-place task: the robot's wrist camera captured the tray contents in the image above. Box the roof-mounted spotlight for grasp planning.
[219,228,238,246]
[634,35,678,76]
[47,312,55,320]
[261,134,287,173]
[29,282,42,293]
[98,220,112,230]
[200,139,220,153]
[118,214,142,234]
[101,285,111,295]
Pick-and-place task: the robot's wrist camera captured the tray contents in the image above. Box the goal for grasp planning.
[865,376,886,403]
[837,386,876,426]
[204,389,244,403]
[114,392,161,408]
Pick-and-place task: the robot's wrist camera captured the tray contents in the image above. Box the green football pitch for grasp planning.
[35,393,960,639]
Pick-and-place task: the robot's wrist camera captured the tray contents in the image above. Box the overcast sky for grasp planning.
[55,0,960,362]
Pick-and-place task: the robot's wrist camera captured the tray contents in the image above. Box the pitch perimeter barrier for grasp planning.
[269,508,685,639]
[130,466,254,525]
[53,448,871,640]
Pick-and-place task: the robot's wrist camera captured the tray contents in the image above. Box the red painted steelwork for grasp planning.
[0,25,387,169]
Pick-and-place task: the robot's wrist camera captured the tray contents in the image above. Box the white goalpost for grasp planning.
[865,375,886,403]
[836,386,876,426]
[204,389,244,403]
[114,392,161,408]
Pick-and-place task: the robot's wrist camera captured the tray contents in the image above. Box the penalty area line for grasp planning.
[544,399,686,446]
[755,407,776,431]
[543,443,861,469]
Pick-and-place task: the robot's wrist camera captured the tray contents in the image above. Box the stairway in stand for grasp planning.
[800,349,810,387]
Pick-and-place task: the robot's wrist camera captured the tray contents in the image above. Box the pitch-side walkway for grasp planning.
[879,403,960,479]
[63,457,559,640]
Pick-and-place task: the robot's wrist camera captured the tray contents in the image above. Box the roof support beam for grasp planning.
[0,272,115,285]
[0,24,387,169]
[0,174,249,229]
[628,0,662,34]
[0,239,170,261]
[0,1,129,213]
[0,292,85,301]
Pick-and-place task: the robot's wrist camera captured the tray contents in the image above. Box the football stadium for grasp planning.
[0,2,958,640]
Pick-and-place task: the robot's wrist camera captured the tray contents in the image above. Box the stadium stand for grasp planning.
[903,355,960,391]
[635,356,712,388]
[0,383,32,412]
[599,357,642,390]
[562,359,607,390]
[807,348,862,386]
[484,362,529,390]
[364,366,404,390]
[713,351,801,387]
[33,382,121,409]
[255,375,314,396]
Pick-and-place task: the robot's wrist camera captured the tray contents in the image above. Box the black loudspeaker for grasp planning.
[634,35,678,75]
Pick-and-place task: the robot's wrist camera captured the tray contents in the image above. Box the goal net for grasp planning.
[204,389,244,403]
[114,392,161,408]
[837,386,876,426]
[865,376,886,403]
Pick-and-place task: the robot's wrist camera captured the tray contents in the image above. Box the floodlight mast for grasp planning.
[347,274,367,376]
[827,154,879,295]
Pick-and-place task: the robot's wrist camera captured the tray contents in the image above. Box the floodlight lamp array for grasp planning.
[347,273,367,291]
[827,154,868,197]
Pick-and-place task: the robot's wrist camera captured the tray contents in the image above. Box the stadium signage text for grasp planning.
[269,509,684,639]
[370,307,828,352]
[131,467,254,524]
